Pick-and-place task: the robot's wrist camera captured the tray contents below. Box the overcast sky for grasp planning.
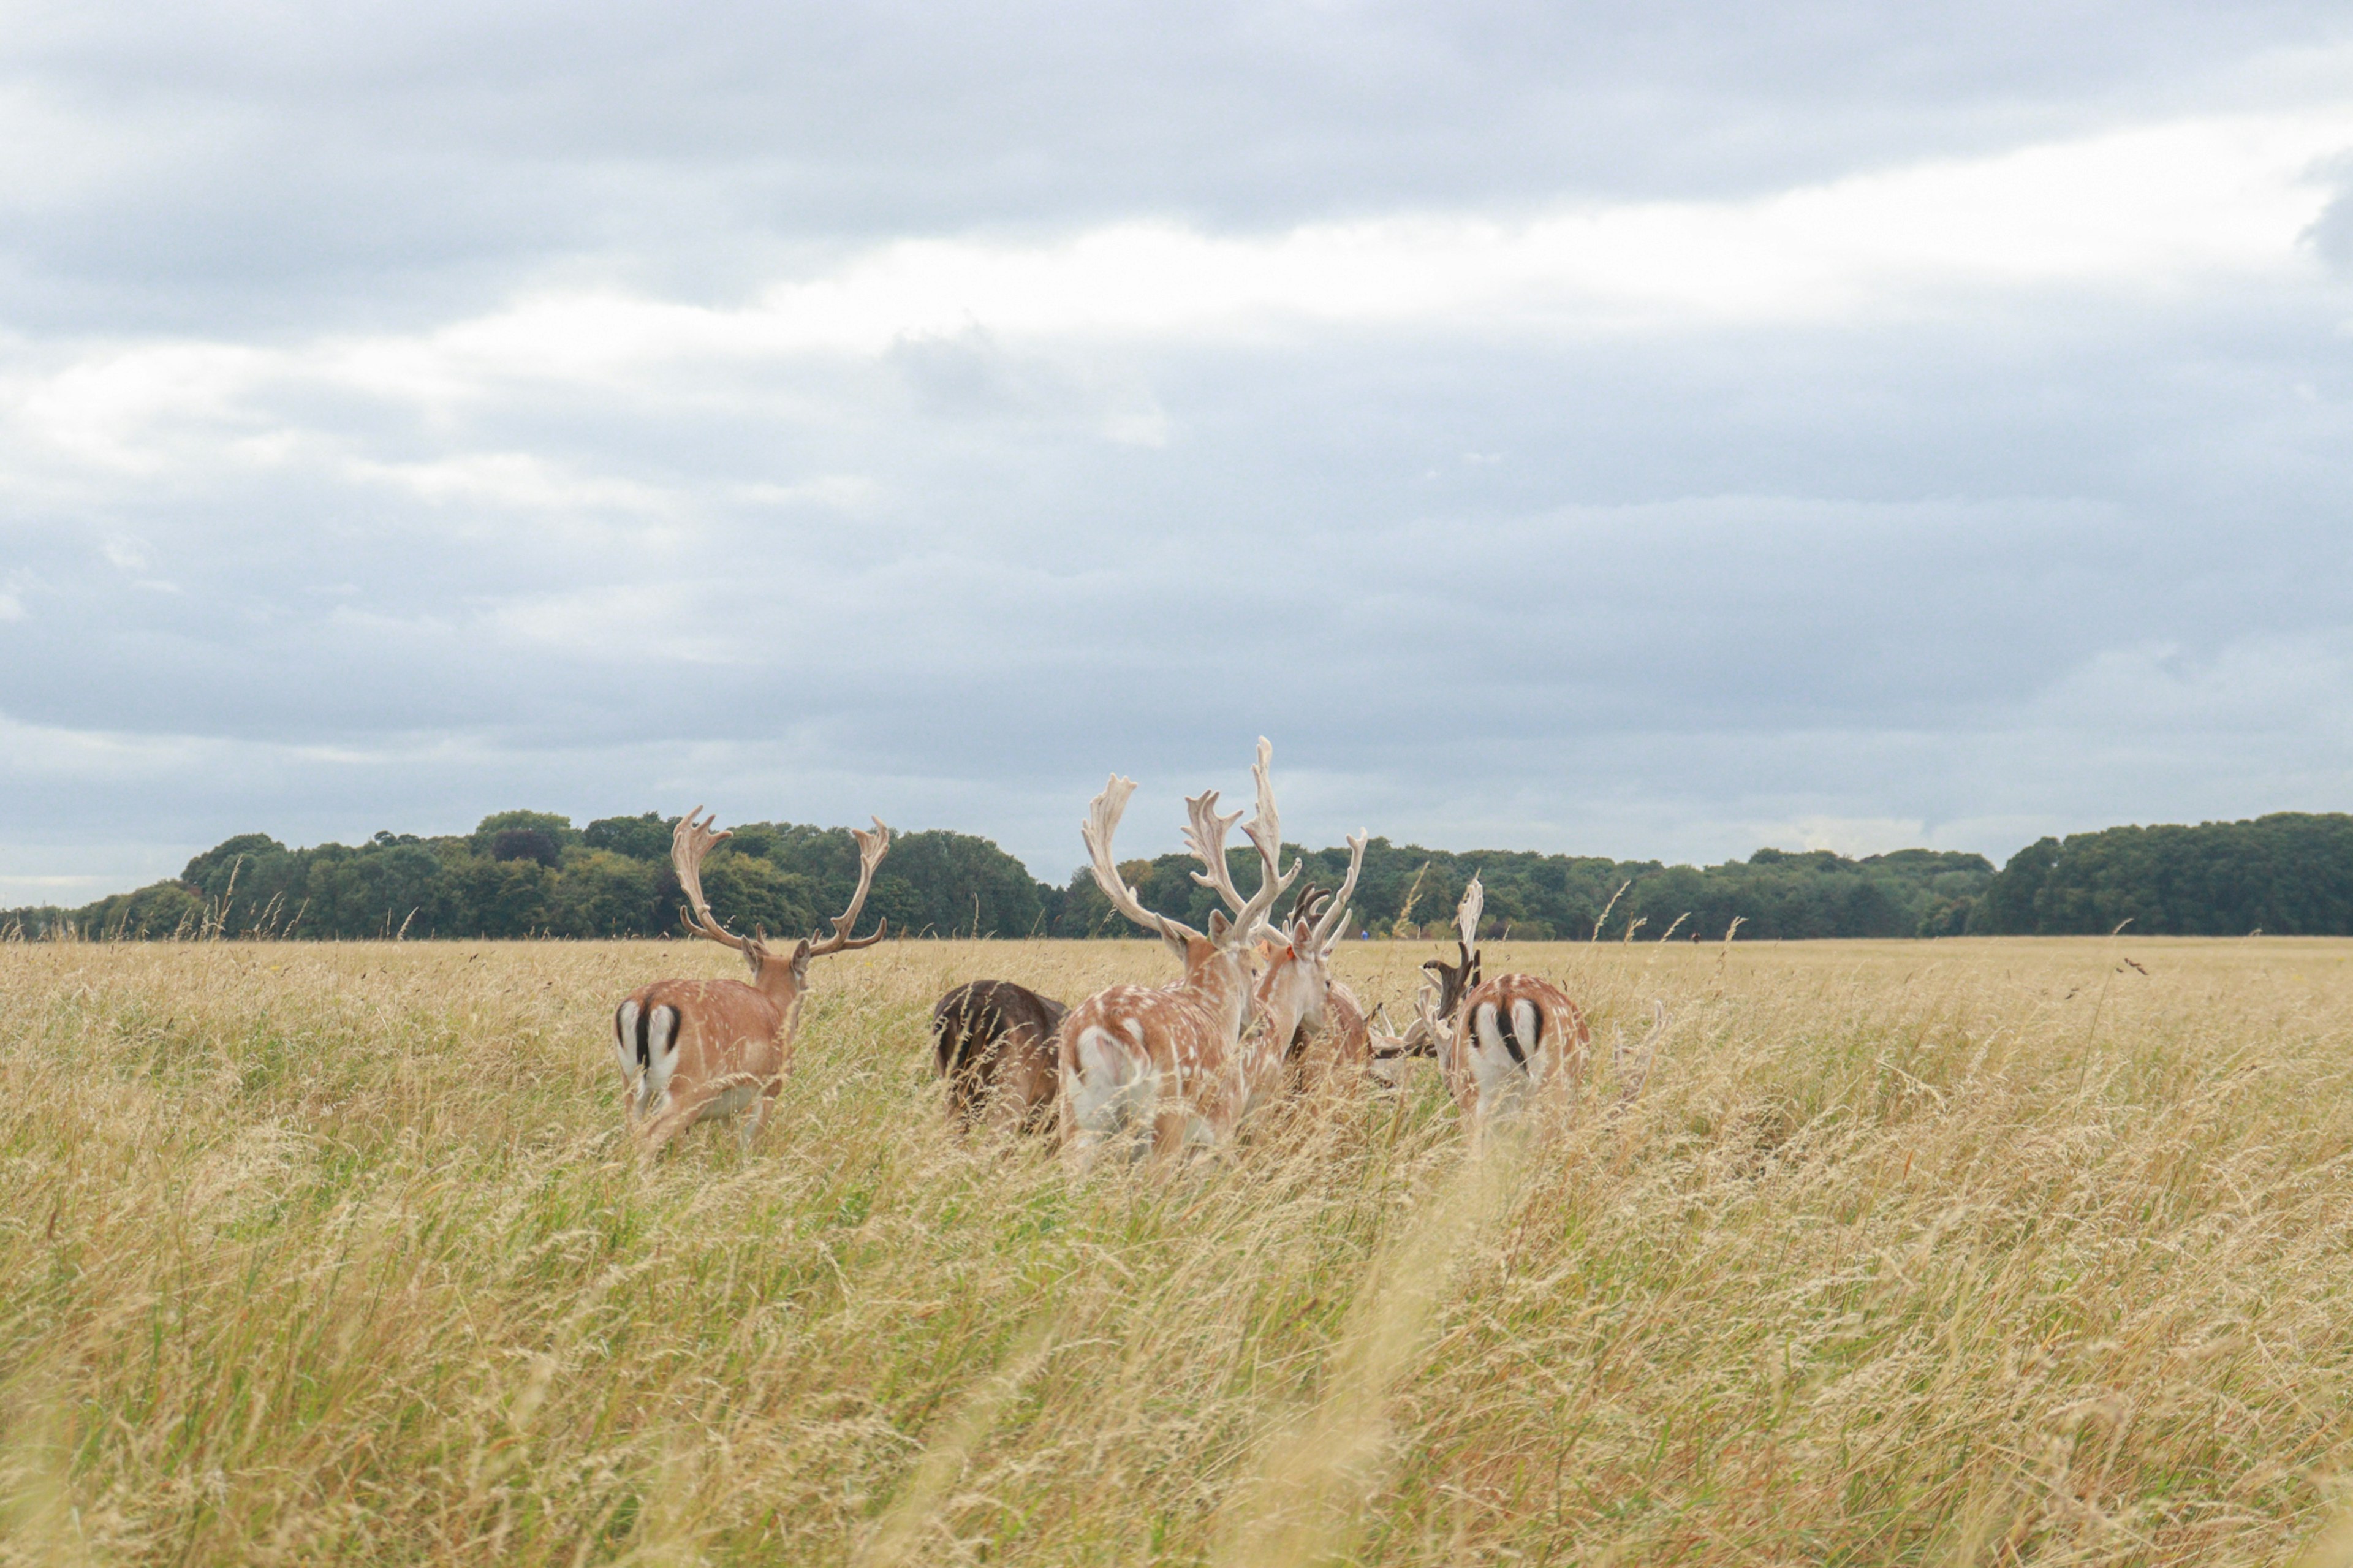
[5,1,2353,901]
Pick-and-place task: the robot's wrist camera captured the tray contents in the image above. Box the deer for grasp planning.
[1252,855,1373,1094]
[929,980,1067,1134]
[1365,879,1478,1083]
[1400,874,1664,1127]
[1055,739,1303,1166]
[611,807,890,1161]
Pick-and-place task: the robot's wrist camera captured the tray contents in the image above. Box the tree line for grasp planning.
[4,807,2344,942]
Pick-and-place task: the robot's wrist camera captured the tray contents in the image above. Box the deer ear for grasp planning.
[789,938,814,982]
[1207,909,1233,942]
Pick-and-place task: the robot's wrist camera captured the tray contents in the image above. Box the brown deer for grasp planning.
[1055,740,1300,1166]
[930,980,1067,1133]
[1436,874,1588,1121]
[1411,874,1664,1125]
[611,807,890,1161]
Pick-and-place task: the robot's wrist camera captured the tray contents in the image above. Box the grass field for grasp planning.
[2,934,2351,1566]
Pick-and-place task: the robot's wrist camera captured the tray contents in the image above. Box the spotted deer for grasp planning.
[1055,740,1301,1165]
[1257,851,1374,1093]
[1414,875,1664,1126]
[930,980,1067,1134]
[612,808,890,1160]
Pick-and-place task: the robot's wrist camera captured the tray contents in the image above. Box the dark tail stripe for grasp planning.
[1498,1004,1528,1067]
[1480,997,1537,1070]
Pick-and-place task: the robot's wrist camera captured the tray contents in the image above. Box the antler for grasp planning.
[1183,787,1250,918]
[1454,873,1485,952]
[1232,737,1300,943]
[806,816,892,956]
[1180,738,1300,947]
[1410,974,1450,1055]
[1083,776,1204,947]
[1309,831,1368,953]
[673,806,756,955]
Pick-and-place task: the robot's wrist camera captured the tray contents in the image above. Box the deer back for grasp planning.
[614,976,795,1124]
[1444,972,1590,1116]
[1056,939,1256,1151]
[931,980,1067,1131]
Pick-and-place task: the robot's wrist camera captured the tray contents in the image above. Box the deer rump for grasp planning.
[931,980,1067,1132]
[1447,975,1591,1115]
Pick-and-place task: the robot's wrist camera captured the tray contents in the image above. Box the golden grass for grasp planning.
[2,934,2352,1565]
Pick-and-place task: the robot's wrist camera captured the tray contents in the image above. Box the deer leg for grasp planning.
[1151,1107,1190,1163]
[738,1077,780,1154]
[635,1113,683,1167]
[635,1093,706,1166]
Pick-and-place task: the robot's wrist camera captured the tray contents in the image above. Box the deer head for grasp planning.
[672,806,891,987]
[1420,872,1484,1022]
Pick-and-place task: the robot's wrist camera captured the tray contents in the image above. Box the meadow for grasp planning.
[2,934,2350,1566]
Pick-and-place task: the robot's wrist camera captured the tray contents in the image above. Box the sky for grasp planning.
[4,1,2353,901]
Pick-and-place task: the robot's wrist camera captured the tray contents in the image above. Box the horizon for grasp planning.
[44,794,2351,912]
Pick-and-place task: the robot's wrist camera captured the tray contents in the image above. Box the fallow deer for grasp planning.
[1055,740,1300,1165]
[1413,874,1665,1125]
[1366,878,1480,1079]
[1256,855,1373,1093]
[930,980,1067,1134]
[612,807,890,1161]
[1433,876,1591,1120]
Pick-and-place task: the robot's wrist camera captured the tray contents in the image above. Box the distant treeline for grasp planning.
[4,808,2346,942]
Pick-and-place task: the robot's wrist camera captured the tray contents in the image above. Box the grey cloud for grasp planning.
[7,6,2353,893]
[7,2,2352,331]
[2306,156,2353,271]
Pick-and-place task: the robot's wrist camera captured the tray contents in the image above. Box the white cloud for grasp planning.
[4,106,2346,480]
[347,452,678,515]
[418,105,2353,355]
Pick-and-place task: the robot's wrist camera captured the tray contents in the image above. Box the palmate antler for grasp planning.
[808,817,892,956]
[1366,974,1449,1065]
[1417,871,1485,1022]
[1183,789,1249,926]
[1086,739,1301,955]
[1083,775,1204,951]
[1454,873,1485,952]
[1184,737,1299,945]
[672,806,892,962]
[673,806,753,955]
[1308,833,1367,955]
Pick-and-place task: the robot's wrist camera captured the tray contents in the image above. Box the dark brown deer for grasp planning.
[930,980,1067,1133]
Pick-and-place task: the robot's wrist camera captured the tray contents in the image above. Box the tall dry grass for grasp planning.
[1,934,2351,1565]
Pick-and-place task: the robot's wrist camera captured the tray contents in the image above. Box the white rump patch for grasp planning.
[1066,1023,1161,1164]
[1512,999,1544,1077]
[613,999,641,1088]
[1471,1002,1507,1062]
[641,1004,682,1117]
[1468,1000,1531,1121]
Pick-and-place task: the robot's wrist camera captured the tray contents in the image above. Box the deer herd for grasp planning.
[612,739,1665,1167]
